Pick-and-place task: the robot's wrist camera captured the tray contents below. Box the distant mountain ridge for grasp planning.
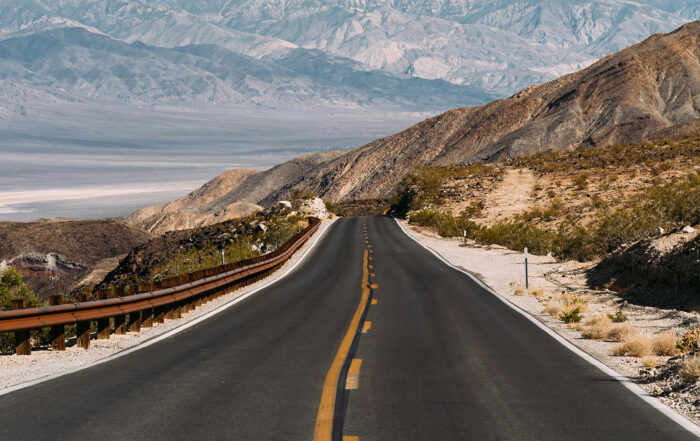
[0,0,697,104]
[0,26,490,109]
[123,20,700,231]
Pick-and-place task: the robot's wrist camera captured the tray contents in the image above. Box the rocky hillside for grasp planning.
[297,21,700,201]
[123,151,345,233]
[0,219,152,300]
[105,197,330,287]
[128,21,699,217]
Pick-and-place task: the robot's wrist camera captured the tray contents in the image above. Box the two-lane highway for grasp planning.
[0,216,697,440]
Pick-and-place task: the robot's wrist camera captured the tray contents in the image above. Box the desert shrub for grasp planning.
[678,328,700,353]
[528,288,544,297]
[573,173,589,190]
[544,301,562,317]
[640,356,658,369]
[607,311,628,323]
[581,315,613,340]
[613,334,652,357]
[607,324,639,342]
[0,268,42,353]
[409,209,480,238]
[476,220,557,256]
[559,306,583,323]
[651,333,681,356]
[324,201,335,214]
[680,355,700,384]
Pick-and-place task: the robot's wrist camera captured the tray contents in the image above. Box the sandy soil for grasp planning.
[481,168,536,223]
[0,219,336,391]
[401,221,700,426]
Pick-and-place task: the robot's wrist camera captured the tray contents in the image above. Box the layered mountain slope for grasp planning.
[0,27,489,108]
[124,151,346,233]
[123,169,262,234]
[296,20,700,201]
[134,20,700,215]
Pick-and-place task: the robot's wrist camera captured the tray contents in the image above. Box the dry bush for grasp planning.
[514,287,525,296]
[543,301,562,317]
[581,315,613,340]
[528,288,544,297]
[680,355,700,384]
[677,328,700,353]
[559,305,583,323]
[613,334,652,357]
[640,356,658,369]
[651,333,680,356]
[561,293,590,313]
[607,324,639,342]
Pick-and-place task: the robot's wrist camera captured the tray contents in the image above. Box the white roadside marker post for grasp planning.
[463,229,467,246]
[220,248,225,266]
[524,247,529,290]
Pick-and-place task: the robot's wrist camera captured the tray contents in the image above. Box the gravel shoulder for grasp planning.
[400,220,700,427]
[0,219,336,392]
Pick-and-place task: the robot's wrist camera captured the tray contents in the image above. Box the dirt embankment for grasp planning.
[589,229,700,310]
[0,219,152,301]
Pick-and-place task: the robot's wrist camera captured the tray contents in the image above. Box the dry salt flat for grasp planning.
[400,220,700,426]
[0,219,336,392]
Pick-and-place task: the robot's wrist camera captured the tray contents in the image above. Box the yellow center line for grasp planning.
[345,359,363,390]
[344,437,359,441]
[371,299,378,305]
[362,321,372,333]
[313,250,371,441]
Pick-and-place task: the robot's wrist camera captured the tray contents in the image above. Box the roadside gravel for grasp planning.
[0,219,336,392]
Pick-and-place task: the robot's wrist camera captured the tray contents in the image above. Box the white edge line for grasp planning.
[393,217,700,437]
[0,219,337,397]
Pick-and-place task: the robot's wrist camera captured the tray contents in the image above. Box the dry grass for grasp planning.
[613,334,652,357]
[581,315,613,340]
[680,355,700,384]
[651,332,680,356]
[607,324,639,342]
[543,301,562,317]
[640,356,659,369]
[528,288,544,297]
[677,328,700,353]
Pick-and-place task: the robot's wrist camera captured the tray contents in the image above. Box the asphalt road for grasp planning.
[0,216,697,440]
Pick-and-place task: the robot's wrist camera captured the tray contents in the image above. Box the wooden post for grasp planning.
[154,305,165,324]
[141,306,154,328]
[96,290,110,339]
[128,311,141,333]
[12,299,30,355]
[76,320,91,349]
[114,313,126,335]
[48,295,66,351]
[165,304,175,320]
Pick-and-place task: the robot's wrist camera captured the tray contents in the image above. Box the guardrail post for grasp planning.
[154,305,165,324]
[128,311,141,333]
[113,286,127,334]
[96,290,110,339]
[142,306,154,328]
[76,319,91,349]
[12,299,30,355]
[48,295,66,351]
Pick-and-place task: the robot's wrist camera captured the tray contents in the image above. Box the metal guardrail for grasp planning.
[1,217,321,355]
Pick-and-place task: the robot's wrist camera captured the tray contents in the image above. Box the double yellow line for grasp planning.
[312,249,371,441]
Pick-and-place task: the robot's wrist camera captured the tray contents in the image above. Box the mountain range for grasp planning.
[123,20,700,232]
[0,0,698,111]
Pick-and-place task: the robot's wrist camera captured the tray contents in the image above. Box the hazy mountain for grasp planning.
[0,26,491,108]
[0,0,696,100]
